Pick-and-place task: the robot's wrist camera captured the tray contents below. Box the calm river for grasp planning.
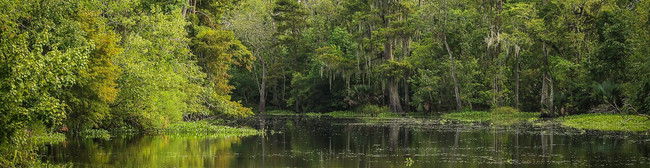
[40,115,650,167]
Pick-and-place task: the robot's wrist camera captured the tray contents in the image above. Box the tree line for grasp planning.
[225,0,649,116]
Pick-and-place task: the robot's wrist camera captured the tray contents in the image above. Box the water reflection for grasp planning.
[451,127,459,168]
[42,134,243,167]
[41,116,650,167]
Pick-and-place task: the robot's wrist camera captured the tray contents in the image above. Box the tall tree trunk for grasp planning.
[541,69,548,113]
[191,0,196,14]
[497,56,504,107]
[515,48,520,110]
[541,42,555,117]
[388,76,402,113]
[272,83,279,107]
[295,99,300,113]
[182,0,189,17]
[259,58,267,113]
[549,74,555,117]
[384,13,402,113]
[443,33,462,111]
[442,0,462,111]
[403,73,410,113]
[541,0,549,117]
[541,44,549,116]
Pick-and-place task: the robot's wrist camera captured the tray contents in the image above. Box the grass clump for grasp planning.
[377,112,401,118]
[442,107,538,125]
[318,105,400,119]
[323,111,369,118]
[442,111,492,122]
[560,113,650,132]
[491,107,519,114]
[262,110,296,116]
[159,121,261,137]
[31,132,66,145]
[1,129,69,167]
[355,104,390,116]
[80,129,111,140]
[303,112,322,117]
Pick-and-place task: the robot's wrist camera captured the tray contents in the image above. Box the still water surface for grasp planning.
[41,115,650,167]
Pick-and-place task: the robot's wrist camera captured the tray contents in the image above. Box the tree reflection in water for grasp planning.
[41,116,650,167]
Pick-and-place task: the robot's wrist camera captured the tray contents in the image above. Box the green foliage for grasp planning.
[263,110,296,116]
[409,69,442,112]
[303,112,321,117]
[490,107,520,115]
[376,112,402,118]
[1,130,40,167]
[588,9,630,83]
[110,5,199,130]
[442,111,492,122]
[0,0,91,143]
[323,111,368,118]
[0,0,261,166]
[0,126,68,167]
[377,60,414,78]
[30,133,66,145]
[64,8,122,130]
[220,0,650,117]
[355,104,390,116]
[80,129,111,140]
[442,110,538,125]
[3,1,650,166]
[191,26,254,117]
[272,0,307,44]
[560,114,650,132]
[345,85,382,107]
[593,82,623,106]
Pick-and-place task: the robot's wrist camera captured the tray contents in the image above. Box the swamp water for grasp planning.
[41,115,650,167]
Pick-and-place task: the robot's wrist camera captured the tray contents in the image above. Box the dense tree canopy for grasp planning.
[226,0,649,116]
[1,0,254,165]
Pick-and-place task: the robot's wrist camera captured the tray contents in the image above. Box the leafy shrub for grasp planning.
[263,110,296,115]
[80,129,111,140]
[355,104,389,116]
[31,133,66,145]
[377,112,401,118]
[324,111,367,118]
[560,114,650,132]
[491,107,519,114]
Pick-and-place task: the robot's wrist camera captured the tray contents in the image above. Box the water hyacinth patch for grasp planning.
[442,110,538,125]
[559,113,650,132]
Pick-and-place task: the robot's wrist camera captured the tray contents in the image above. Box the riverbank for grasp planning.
[263,110,423,119]
[39,112,650,167]
[263,108,650,132]
[442,107,539,122]
[77,121,262,140]
[442,110,650,132]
